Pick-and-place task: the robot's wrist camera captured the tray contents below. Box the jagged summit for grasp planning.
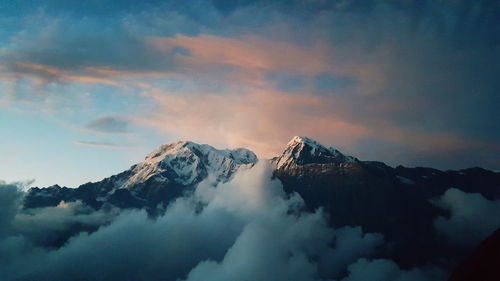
[276,136,357,169]
[287,136,321,147]
[124,140,258,187]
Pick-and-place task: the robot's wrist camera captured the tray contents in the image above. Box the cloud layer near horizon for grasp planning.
[0,163,453,281]
[431,188,500,246]
[1,0,499,170]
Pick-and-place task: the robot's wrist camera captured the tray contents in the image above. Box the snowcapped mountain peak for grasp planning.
[287,136,327,151]
[123,141,258,188]
[276,136,357,169]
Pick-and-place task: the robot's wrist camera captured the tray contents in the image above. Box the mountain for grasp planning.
[24,141,257,210]
[273,136,500,268]
[448,228,500,281]
[275,136,357,169]
[24,136,500,272]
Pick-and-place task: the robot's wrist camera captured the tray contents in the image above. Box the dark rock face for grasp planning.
[24,170,136,210]
[23,170,187,212]
[24,185,73,208]
[272,137,500,268]
[449,229,500,281]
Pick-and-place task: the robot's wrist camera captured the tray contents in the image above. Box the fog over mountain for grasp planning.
[1,137,499,281]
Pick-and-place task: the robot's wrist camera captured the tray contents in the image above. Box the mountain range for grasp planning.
[24,136,500,279]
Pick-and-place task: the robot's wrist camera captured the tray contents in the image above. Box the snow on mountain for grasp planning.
[123,141,258,188]
[23,141,258,210]
[275,136,357,169]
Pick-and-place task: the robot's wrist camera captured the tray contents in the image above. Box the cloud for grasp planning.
[137,88,369,158]
[86,116,129,133]
[431,188,500,246]
[0,182,24,238]
[183,164,385,281]
[136,85,491,163]
[0,180,121,249]
[14,200,120,247]
[0,62,120,86]
[0,162,388,281]
[138,3,500,168]
[73,141,131,149]
[339,258,446,281]
[320,226,384,277]
[149,34,335,79]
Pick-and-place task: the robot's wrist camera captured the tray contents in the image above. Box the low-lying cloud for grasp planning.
[0,182,24,238]
[0,163,448,281]
[339,258,445,281]
[15,200,120,247]
[431,188,500,246]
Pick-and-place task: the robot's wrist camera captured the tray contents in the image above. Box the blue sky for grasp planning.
[1,0,499,187]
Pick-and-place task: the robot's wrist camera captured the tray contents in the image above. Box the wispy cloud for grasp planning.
[72,141,132,149]
[86,116,129,134]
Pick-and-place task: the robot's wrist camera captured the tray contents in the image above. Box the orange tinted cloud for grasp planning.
[136,85,483,159]
[2,35,489,162]
[147,34,345,89]
[136,87,369,158]
[0,62,121,86]
[147,34,390,96]
[150,35,334,74]
[1,34,379,92]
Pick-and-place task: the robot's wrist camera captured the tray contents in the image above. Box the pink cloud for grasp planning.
[147,34,391,96]
[1,34,380,93]
[135,87,485,159]
[150,35,334,74]
[3,33,494,163]
[136,88,369,158]
[0,62,120,86]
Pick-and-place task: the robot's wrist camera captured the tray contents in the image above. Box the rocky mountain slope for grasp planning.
[448,228,500,281]
[272,137,500,269]
[25,141,257,210]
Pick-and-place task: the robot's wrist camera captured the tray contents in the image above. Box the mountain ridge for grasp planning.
[24,136,500,218]
[24,140,258,210]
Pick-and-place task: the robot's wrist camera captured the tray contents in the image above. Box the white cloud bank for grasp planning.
[431,188,500,246]
[0,165,447,281]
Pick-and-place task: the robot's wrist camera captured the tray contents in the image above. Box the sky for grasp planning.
[0,0,499,187]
